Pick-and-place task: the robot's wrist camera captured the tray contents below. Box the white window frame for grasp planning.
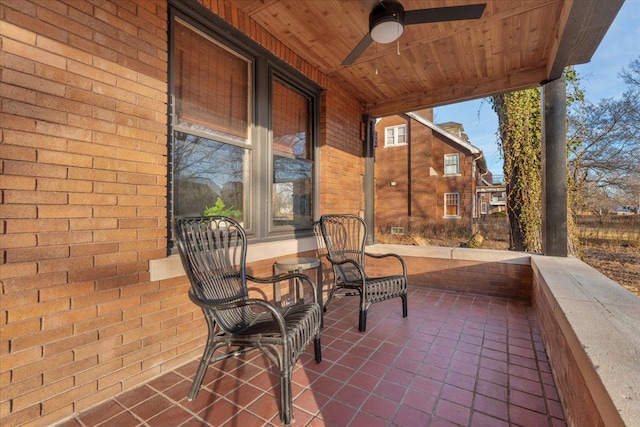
[384,125,407,147]
[444,192,460,218]
[481,202,488,214]
[444,153,460,175]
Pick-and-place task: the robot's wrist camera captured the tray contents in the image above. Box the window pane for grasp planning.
[445,154,459,175]
[175,21,249,141]
[273,155,312,226]
[386,128,394,145]
[174,132,249,225]
[273,80,310,159]
[272,80,312,227]
[397,126,406,144]
[445,193,459,216]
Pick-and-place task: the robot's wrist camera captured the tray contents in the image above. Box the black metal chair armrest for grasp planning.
[364,252,408,276]
[189,286,289,338]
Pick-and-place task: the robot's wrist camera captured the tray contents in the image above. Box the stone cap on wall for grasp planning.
[532,255,640,426]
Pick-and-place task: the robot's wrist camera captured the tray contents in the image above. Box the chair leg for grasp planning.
[280,367,293,425]
[401,294,408,318]
[314,336,322,363]
[358,309,367,332]
[187,343,216,400]
[188,314,218,401]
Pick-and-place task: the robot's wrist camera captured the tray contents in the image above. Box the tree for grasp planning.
[491,89,542,252]
[568,56,640,217]
[620,57,640,88]
[204,197,242,219]
[491,67,584,253]
[490,58,639,253]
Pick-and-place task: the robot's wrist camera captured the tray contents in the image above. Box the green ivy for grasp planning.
[491,88,542,252]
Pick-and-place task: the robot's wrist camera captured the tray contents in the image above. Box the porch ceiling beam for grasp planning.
[364,66,547,118]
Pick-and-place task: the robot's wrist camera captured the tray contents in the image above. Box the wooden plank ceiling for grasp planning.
[226,0,623,117]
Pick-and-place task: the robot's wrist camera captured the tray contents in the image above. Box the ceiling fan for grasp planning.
[342,0,487,66]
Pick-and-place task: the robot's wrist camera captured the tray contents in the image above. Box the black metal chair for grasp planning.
[319,214,408,332]
[174,216,322,425]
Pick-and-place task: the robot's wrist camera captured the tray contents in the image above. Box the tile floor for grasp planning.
[56,287,566,426]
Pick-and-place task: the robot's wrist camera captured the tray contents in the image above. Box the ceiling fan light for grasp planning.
[371,20,404,44]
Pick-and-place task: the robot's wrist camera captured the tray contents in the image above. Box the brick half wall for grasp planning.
[531,256,639,427]
[364,245,532,300]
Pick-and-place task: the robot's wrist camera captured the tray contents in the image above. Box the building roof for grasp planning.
[406,112,489,173]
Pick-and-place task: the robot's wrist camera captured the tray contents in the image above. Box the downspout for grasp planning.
[471,152,484,219]
[363,115,376,244]
[407,117,412,217]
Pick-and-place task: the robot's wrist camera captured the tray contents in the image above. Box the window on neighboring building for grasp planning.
[168,11,319,252]
[444,153,459,175]
[481,202,488,214]
[384,125,406,146]
[444,193,460,217]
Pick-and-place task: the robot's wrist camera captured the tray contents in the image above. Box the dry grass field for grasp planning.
[578,216,639,297]
[377,214,639,298]
[582,242,639,297]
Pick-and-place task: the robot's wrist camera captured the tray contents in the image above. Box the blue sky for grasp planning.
[433,0,640,175]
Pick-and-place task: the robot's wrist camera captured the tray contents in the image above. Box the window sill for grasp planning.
[149,235,319,282]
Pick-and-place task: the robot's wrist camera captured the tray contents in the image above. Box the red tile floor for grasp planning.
[57,287,566,426]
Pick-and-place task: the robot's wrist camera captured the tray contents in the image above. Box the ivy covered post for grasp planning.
[492,72,576,256]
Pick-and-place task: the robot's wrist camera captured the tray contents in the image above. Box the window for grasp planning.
[168,9,319,251]
[272,79,313,227]
[172,21,251,227]
[384,125,406,146]
[444,193,460,217]
[444,153,459,175]
[481,202,488,214]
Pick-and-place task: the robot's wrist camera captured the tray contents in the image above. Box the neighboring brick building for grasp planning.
[374,110,489,235]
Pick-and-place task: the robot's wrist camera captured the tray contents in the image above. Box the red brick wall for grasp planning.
[532,270,613,427]
[374,115,411,224]
[409,116,438,219]
[0,2,179,426]
[374,114,475,234]
[0,1,365,426]
[366,254,532,301]
[431,131,475,229]
[319,79,366,215]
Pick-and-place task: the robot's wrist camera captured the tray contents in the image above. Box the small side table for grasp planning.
[274,256,323,326]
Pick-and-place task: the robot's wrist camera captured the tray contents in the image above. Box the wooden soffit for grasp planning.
[226,0,623,117]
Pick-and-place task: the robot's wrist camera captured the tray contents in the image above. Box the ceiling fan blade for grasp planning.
[359,0,379,11]
[404,4,486,26]
[342,33,374,66]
